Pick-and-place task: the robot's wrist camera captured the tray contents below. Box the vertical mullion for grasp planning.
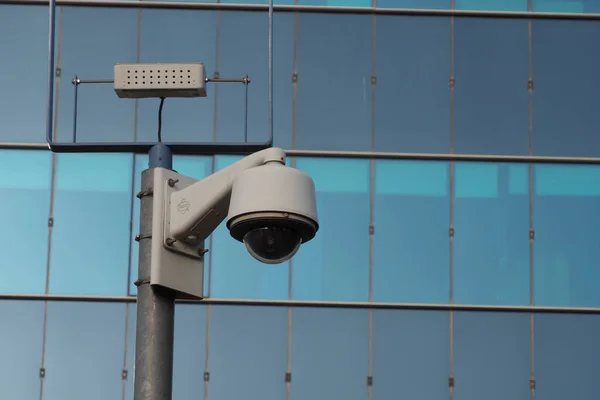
[121,9,143,400]
[39,7,64,400]
[448,0,455,399]
[367,0,376,399]
[527,0,536,398]
[203,4,222,400]
[286,4,299,400]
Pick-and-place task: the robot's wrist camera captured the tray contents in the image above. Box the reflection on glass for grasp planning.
[0,5,48,143]
[208,306,286,400]
[0,301,44,400]
[137,9,216,143]
[0,151,51,294]
[453,312,530,400]
[51,154,133,296]
[377,0,450,8]
[373,160,449,304]
[535,313,600,399]
[57,7,137,143]
[375,16,450,153]
[291,308,368,400]
[455,0,527,10]
[454,18,529,155]
[218,11,294,146]
[372,310,449,399]
[534,165,600,307]
[296,13,372,150]
[210,156,288,299]
[44,302,126,400]
[293,158,370,302]
[532,20,600,157]
[533,0,596,12]
[454,163,530,306]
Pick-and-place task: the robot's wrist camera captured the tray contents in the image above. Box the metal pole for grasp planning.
[134,143,175,400]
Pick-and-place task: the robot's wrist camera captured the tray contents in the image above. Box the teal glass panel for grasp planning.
[293,158,370,302]
[0,150,51,294]
[373,160,450,303]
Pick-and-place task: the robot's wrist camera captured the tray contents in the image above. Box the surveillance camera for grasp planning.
[226,160,318,264]
[156,147,319,298]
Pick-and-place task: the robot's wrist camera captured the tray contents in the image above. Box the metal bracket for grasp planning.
[285,372,292,383]
[367,376,373,386]
[369,225,375,235]
[292,73,298,84]
[528,79,534,91]
[122,369,128,380]
[448,376,455,388]
[48,217,54,227]
[529,379,536,390]
[449,78,455,89]
[371,76,377,85]
[449,227,455,237]
[39,368,46,378]
[529,229,535,240]
[137,189,154,199]
[162,175,205,260]
[204,372,210,382]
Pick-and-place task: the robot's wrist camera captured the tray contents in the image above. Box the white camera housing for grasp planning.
[149,147,318,299]
[227,162,318,264]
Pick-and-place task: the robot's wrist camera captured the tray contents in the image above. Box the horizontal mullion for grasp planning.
[1,0,600,20]
[1,293,599,314]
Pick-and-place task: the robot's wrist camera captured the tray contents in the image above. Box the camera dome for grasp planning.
[243,226,301,264]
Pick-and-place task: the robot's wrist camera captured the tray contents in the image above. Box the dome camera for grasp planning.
[159,147,319,299]
[226,160,319,264]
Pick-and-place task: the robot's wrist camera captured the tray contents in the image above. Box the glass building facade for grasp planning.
[1,0,600,399]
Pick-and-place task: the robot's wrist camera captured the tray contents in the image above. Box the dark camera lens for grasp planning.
[243,226,302,264]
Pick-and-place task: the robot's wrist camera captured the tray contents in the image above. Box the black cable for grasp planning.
[157,96,166,142]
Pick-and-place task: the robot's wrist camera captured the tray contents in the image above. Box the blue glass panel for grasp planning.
[137,9,216,143]
[299,0,371,5]
[129,155,212,295]
[211,156,288,299]
[454,312,530,400]
[535,313,600,399]
[377,0,450,9]
[208,306,286,400]
[293,158,370,302]
[221,0,295,4]
[372,310,449,398]
[126,303,208,400]
[296,13,372,151]
[126,304,136,400]
[373,160,450,304]
[532,20,600,157]
[533,0,590,12]
[44,302,126,400]
[0,151,51,294]
[375,16,450,153]
[454,18,529,155]
[533,165,600,307]
[291,308,368,400]
[0,5,48,142]
[455,0,527,10]
[218,11,294,147]
[57,7,137,143]
[454,163,530,306]
[51,153,132,295]
[0,301,44,399]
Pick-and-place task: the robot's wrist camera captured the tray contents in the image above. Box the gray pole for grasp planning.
[134,143,175,400]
